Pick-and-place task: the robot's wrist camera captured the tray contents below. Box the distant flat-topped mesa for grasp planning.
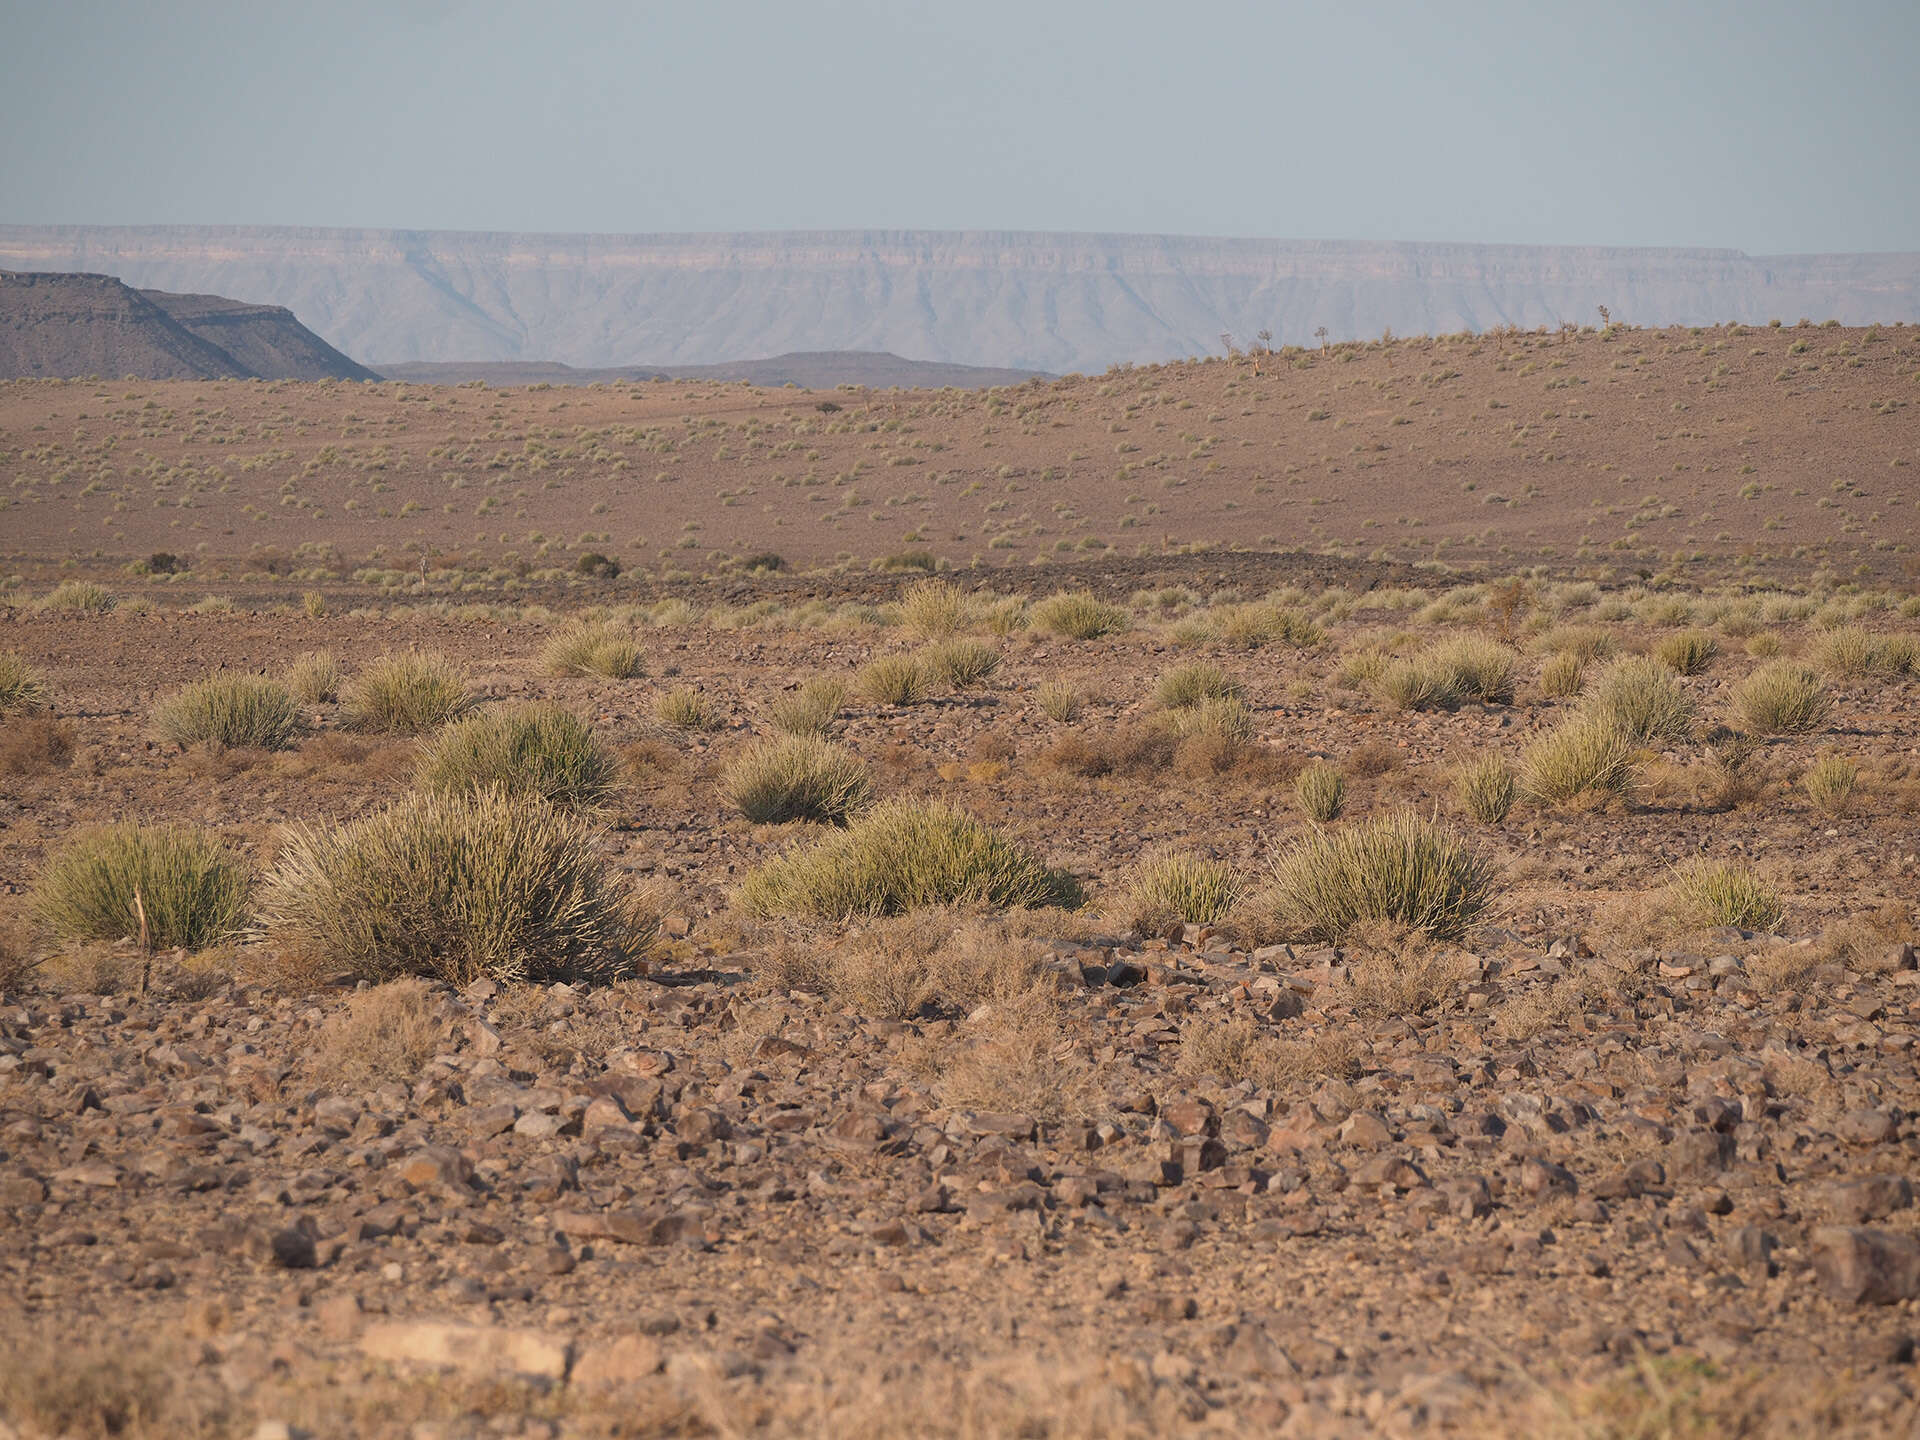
[0,269,379,381]
[3,226,1917,374]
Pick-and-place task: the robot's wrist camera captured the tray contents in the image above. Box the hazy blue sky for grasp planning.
[2,0,1915,252]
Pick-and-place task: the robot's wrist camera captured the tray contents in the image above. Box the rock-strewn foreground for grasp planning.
[1,920,1916,1436]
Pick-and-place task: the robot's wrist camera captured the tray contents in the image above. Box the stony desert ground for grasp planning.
[1,328,1919,1438]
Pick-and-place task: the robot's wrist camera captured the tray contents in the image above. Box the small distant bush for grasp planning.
[574,551,622,579]
[1154,661,1243,710]
[1538,650,1586,699]
[35,824,249,951]
[656,685,721,732]
[768,676,846,737]
[186,594,233,614]
[416,702,619,810]
[1118,850,1242,934]
[541,620,644,679]
[38,580,115,613]
[1580,655,1694,745]
[738,551,785,574]
[739,798,1080,918]
[0,653,46,715]
[342,653,474,735]
[1455,753,1517,825]
[261,788,648,985]
[855,653,929,706]
[302,590,328,619]
[1214,603,1323,651]
[1668,858,1784,933]
[1295,762,1346,823]
[152,674,305,751]
[1655,630,1718,676]
[1802,752,1858,816]
[1731,662,1831,736]
[1030,590,1129,640]
[1521,713,1638,807]
[143,551,184,575]
[285,650,342,704]
[1160,693,1255,744]
[724,735,872,824]
[876,550,937,573]
[899,578,969,640]
[1257,812,1492,943]
[921,637,1002,689]
[1035,681,1079,722]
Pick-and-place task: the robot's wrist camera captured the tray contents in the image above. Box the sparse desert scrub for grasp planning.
[309,977,444,1089]
[1655,629,1718,675]
[1294,761,1346,822]
[152,673,305,751]
[1801,752,1858,816]
[285,649,342,703]
[1153,661,1243,710]
[1334,921,1475,1017]
[1579,655,1694,745]
[35,823,249,951]
[739,797,1079,919]
[1177,1016,1357,1089]
[898,577,970,640]
[1537,650,1586,699]
[768,676,846,736]
[724,735,872,824]
[1254,811,1493,943]
[1034,680,1079,722]
[655,684,721,732]
[37,579,115,613]
[765,910,1049,1020]
[416,702,620,810]
[855,652,929,706]
[1455,753,1517,824]
[0,652,46,715]
[260,788,649,986]
[0,715,74,778]
[1730,661,1831,736]
[341,652,474,735]
[540,618,644,678]
[920,637,1002,690]
[1666,857,1785,933]
[1520,713,1638,807]
[1029,589,1129,640]
[1115,849,1243,934]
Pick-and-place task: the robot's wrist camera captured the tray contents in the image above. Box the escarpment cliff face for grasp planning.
[3,226,1916,373]
[0,269,379,381]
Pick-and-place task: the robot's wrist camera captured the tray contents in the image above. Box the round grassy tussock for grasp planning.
[540,619,644,679]
[1520,713,1638,807]
[1030,590,1130,641]
[1801,752,1858,816]
[1579,655,1694,745]
[1035,681,1079,722]
[1160,693,1255,744]
[768,676,846,737]
[0,652,47,716]
[416,702,620,810]
[1654,630,1718,676]
[1259,811,1492,943]
[1295,762,1346,823]
[37,580,115,613]
[285,650,342,704]
[1667,858,1784,933]
[260,788,646,986]
[1154,661,1243,710]
[342,652,475,735]
[656,685,721,732]
[152,674,305,751]
[1538,650,1586,699]
[739,797,1080,919]
[724,735,873,825]
[897,578,970,641]
[35,823,249,951]
[920,637,1002,690]
[855,653,929,706]
[1455,753,1517,825]
[1730,661,1831,737]
[1118,850,1243,935]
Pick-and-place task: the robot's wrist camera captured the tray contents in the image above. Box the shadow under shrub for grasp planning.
[416,701,620,810]
[260,788,649,986]
[35,823,250,951]
[740,797,1080,919]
